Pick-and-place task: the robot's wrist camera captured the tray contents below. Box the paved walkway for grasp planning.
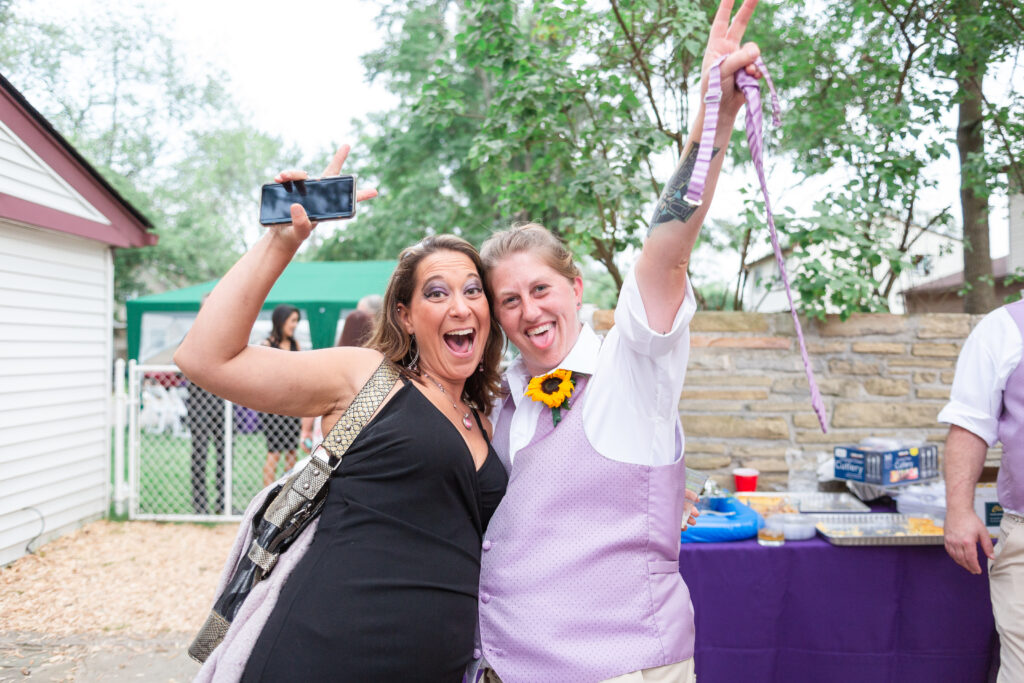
[0,632,199,682]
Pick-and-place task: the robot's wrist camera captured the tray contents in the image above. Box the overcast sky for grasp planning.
[17,0,1014,272]
[165,0,396,158]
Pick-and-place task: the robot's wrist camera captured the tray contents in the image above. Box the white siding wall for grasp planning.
[0,120,109,223]
[0,222,111,566]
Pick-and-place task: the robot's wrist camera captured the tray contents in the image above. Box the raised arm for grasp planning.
[634,0,761,332]
[174,145,379,419]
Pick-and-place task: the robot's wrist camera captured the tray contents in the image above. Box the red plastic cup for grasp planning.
[733,467,759,492]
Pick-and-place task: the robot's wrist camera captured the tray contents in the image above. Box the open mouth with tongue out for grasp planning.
[443,328,477,357]
[525,322,555,349]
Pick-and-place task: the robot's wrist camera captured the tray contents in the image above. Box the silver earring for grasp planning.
[407,335,420,371]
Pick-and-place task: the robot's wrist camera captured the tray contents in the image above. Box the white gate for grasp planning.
[114,360,297,521]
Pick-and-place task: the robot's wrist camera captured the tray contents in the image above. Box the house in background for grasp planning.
[740,198,1024,314]
[902,255,1022,313]
[902,188,1024,312]
[0,73,155,566]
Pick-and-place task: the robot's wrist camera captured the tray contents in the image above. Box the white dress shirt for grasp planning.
[938,306,1023,446]
[496,266,697,466]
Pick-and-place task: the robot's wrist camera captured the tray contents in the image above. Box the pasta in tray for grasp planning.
[814,514,945,546]
[735,494,798,516]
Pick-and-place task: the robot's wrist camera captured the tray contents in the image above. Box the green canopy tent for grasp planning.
[126,260,397,361]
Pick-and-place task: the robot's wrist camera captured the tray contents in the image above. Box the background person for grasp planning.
[474,1,761,680]
[338,308,374,347]
[176,145,507,680]
[260,303,303,485]
[181,293,227,514]
[186,380,226,514]
[939,298,1024,683]
[357,293,382,317]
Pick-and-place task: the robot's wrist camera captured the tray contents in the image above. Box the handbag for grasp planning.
[188,359,401,663]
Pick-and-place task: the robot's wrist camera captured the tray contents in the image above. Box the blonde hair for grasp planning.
[366,234,504,412]
[480,223,580,283]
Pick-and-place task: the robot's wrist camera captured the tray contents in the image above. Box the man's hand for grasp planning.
[943,425,993,575]
[944,506,995,574]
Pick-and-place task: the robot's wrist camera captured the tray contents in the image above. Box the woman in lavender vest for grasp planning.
[474,2,762,680]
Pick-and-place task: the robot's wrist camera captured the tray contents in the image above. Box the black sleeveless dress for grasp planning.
[241,379,507,682]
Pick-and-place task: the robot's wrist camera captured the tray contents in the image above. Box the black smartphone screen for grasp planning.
[259,175,356,225]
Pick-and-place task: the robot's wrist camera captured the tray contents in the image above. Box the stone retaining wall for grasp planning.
[592,310,997,490]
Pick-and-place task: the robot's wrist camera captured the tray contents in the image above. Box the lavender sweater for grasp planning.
[193,481,319,683]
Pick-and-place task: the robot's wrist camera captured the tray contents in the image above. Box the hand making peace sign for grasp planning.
[701,0,762,118]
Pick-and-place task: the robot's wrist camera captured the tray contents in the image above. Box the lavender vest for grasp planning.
[996,299,1024,512]
[478,377,694,682]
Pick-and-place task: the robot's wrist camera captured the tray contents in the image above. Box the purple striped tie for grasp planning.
[687,56,828,432]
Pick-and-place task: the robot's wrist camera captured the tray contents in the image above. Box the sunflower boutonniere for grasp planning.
[525,369,576,427]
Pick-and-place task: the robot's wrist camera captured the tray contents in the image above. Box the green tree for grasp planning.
[320,0,716,292]
[0,4,300,306]
[742,0,1023,317]
[328,0,1022,316]
[944,0,1024,312]
[314,1,499,262]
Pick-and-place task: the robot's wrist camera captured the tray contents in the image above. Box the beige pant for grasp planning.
[483,658,696,683]
[992,514,1024,683]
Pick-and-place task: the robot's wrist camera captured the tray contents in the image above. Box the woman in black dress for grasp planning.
[260,303,303,485]
[175,145,508,681]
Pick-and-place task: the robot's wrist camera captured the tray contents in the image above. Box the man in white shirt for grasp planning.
[939,298,1024,683]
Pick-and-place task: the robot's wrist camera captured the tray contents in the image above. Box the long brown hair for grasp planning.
[268,303,300,351]
[366,234,504,413]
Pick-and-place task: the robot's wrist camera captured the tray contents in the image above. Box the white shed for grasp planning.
[0,74,155,566]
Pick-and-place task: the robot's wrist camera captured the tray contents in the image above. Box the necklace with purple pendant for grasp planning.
[421,370,474,430]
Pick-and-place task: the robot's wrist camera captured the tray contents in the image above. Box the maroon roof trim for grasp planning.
[903,256,1008,295]
[0,192,156,247]
[0,73,156,247]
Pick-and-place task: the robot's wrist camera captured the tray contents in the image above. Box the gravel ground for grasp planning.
[0,520,237,682]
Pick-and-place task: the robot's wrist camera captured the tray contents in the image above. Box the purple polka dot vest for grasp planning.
[998,299,1024,513]
[479,377,695,682]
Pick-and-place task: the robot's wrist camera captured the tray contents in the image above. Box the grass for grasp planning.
[112,429,289,517]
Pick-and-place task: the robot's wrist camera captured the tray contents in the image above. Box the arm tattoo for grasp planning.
[647,143,721,236]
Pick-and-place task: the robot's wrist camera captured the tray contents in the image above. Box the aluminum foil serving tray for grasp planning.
[814,513,945,546]
[735,492,870,514]
[794,493,871,513]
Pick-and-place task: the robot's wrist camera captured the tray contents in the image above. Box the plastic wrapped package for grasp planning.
[895,481,947,521]
[764,513,817,541]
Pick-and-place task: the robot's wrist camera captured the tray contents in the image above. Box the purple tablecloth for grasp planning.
[679,537,998,683]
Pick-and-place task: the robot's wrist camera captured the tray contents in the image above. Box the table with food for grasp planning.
[676,441,999,683]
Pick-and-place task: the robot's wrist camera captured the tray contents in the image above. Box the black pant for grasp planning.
[187,383,226,514]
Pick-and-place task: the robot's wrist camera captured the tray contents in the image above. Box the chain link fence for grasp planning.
[122,362,305,521]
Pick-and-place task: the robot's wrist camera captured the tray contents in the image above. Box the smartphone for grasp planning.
[259,175,357,225]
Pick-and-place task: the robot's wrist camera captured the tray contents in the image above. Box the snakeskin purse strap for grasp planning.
[687,55,828,433]
[319,358,402,468]
[260,357,401,531]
